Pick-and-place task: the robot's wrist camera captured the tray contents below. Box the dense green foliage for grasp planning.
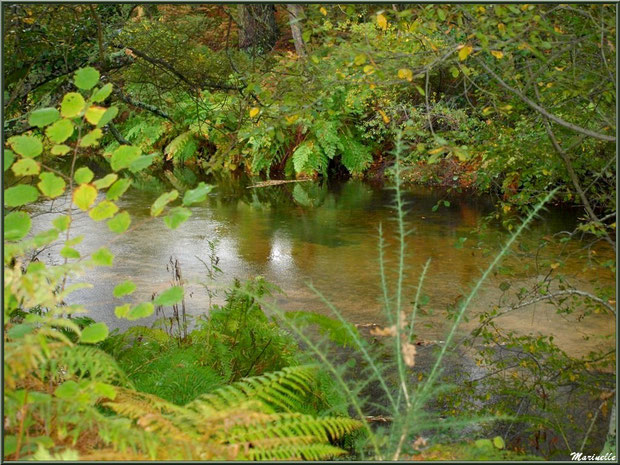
[3,2,616,462]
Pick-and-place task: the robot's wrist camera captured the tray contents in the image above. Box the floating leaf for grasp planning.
[92,83,113,103]
[182,182,213,206]
[51,144,72,156]
[153,286,184,306]
[61,92,86,118]
[113,280,136,298]
[151,190,179,217]
[74,66,100,90]
[9,135,43,158]
[73,184,97,210]
[38,172,66,198]
[29,107,60,128]
[164,206,192,229]
[127,302,154,320]
[4,211,31,241]
[93,173,118,189]
[4,149,15,171]
[92,247,114,266]
[79,128,103,147]
[74,166,94,184]
[80,322,108,343]
[114,304,130,318]
[110,145,141,171]
[89,200,119,221]
[4,185,39,207]
[106,178,131,201]
[11,158,40,176]
[46,118,74,143]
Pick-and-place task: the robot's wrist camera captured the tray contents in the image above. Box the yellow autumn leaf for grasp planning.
[319,7,327,16]
[376,13,388,31]
[458,45,473,61]
[378,109,390,124]
[397,68,413,81]
[363,65,375,75]
[428,147,444,155]
[249,107,260,118]
[491,50,504,59]
[498,23,506,33]
[550,262,560,270]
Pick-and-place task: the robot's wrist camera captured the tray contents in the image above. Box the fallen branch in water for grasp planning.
[247,179,313,188]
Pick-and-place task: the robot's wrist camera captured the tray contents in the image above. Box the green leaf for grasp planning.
[114,304,130,318]
[9,135,43,158]
[79,128,103,147]
[113,280,136,298]
[4,185,39,207]
[93,173,118,189]
[110,145,141,171]
[61,92,86,118]
[107,211,131,234]
[51,144,72,156]
[153,286,184,306]
[11,158,40,176]
[74,66,100,90]
[74,167,94,184]
[7,323,35,339]
[92,247,114,266]
[85,106,106,125]
[60,246,81,259]
[106,178,131,201]
[33,228,59,247]
[52,215,71,232]
[92,83,113,103]
[94,382,116,400]
[4,211,31,241]
[493,436,505,449]
[114,281,136,298]
[164,206,192,229]
[80,322,109,343]
[151,190,179,217]
[4,435,17,456]
[182,182,213,206]
[29,107,60,128]
[46,119,74,143]
[4,149,15,171]
[38,172,66,198]
[128,153,156,173]
[127,302,154,320]
[89,200,118,221]
[96,106,118,128]
[73,184,97,210]
[54,380,79,400]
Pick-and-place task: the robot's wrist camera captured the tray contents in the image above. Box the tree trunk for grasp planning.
[286,4,306,57]
[237,4,278,52]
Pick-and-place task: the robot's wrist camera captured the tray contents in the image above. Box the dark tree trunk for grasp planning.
[238,4,278,52]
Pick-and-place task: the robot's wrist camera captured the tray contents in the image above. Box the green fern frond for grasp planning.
[186,365,317,414]
[164,130,197,162]
[247,442,347,460]
[341,136,373,174]
[52,345,132,387]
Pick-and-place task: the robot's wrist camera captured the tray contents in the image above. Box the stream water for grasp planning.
[30,177,615,358]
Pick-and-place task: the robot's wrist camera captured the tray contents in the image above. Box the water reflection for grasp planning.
[29,177,614,357]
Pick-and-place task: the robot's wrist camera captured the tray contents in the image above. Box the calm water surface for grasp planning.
[30,178,615,357]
